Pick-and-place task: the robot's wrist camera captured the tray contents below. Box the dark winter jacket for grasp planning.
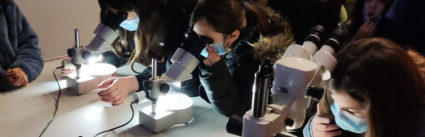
[0,1,44,92]
[199,40,261,117]
[198,15,295,117]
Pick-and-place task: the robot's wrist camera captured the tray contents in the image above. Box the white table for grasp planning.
[0,60,237,137]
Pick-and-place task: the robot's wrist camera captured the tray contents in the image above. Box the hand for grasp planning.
[312,104,341,137]
[61,68,76,77]
[203,44,221,67]
[354,20,376,40]
[97,76,139,106]
[7,68,28,87]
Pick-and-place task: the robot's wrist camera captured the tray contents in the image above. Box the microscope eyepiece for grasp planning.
[324,29,346,53]
[304,25,326,46]
[310,25,326,39]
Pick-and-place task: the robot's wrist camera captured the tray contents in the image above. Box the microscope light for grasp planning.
[88,54,103,64]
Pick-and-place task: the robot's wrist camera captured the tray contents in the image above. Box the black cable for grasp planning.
[94,101,137,137]
[39,67,63,137]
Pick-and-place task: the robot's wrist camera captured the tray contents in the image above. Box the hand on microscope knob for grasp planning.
[312,104,341,137]
[97,76,139,106]
[6,67,28,87]
[203,44,221,67]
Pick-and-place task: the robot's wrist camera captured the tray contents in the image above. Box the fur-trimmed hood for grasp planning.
[251,15,295,62]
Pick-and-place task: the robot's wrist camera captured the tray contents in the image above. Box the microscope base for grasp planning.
[65,63,116,95]
[66,75,101,95]
[139,93,193,133]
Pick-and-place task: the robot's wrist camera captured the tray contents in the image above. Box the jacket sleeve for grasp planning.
[9,3,44,82]
[303,114,315,137]
[199,59,252,116]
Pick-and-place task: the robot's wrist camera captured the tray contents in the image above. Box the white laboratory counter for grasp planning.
[0,60,237,137]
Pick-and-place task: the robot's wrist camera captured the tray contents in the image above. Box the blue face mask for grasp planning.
[331,102,368,134]
[200,41,228,57]
[120,17,139,31]
[362,10,381,24]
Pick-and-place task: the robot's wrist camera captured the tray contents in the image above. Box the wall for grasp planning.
[14,0,101,59]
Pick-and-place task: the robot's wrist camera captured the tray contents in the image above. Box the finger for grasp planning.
[322,130,342,137]
[203,59,211,66]
[99,88,120,99]
[371,24,377,32]
[365,20,373,28]
[112,96,126,106]
[16,77,24,87]
[98,86,118,96]
[317,104,323,116]
[313,116,331,124]
[206,56,215,64]
[206,44,214,53]
[317,124,340,132]
[367,22,376,30]
[98,78,116,88]
[62,69,73,73]
[101,97,114,102]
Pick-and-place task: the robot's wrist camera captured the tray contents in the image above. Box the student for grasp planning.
[345,0,392,42]
[95,0,200,106]
[192,0,294,117]
[61,0,134,75]
[0,0,44,92]
[303,38,425,137]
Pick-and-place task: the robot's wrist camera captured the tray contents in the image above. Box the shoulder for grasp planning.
[225,40,260,67]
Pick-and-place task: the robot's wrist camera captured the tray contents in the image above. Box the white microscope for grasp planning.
[63,11,128,95]
[133,31,214,133]
[227,25,345,137]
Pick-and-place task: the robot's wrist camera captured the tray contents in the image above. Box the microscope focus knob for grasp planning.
[67,48,76,58]
[160,83,170,94]
[82,51,92,60]
[143,81,153,91]
[307,86,324,100]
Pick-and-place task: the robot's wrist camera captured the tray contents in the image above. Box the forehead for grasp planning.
[331,90,363,110]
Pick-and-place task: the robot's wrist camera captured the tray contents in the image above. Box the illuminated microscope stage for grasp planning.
[66,63,117,95]
[139,93,194,133]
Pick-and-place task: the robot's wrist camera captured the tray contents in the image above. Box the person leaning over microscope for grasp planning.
[91,0,200,106]
[0,0,44,92]
[191,0,295,117]
[303,38,425,137]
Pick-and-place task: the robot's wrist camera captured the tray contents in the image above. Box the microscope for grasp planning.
[227,25,345,137]
[133,30,214,133]
[64,11,127,95]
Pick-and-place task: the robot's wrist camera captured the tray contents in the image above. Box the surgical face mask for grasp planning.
[200,41,228,57]
[362,10,381,24]
[120,17,139,31]
[331,102,368,134]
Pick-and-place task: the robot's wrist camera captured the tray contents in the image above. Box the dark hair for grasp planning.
[190,0,286,46]
[103,0,136,68]
[347,0,394,37]
[104,0,166,68]
[130,0,166,67]
[103,0,132,12]
[320,38,425,137]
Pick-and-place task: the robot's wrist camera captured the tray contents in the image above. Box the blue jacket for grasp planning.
[0,1,44,92]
